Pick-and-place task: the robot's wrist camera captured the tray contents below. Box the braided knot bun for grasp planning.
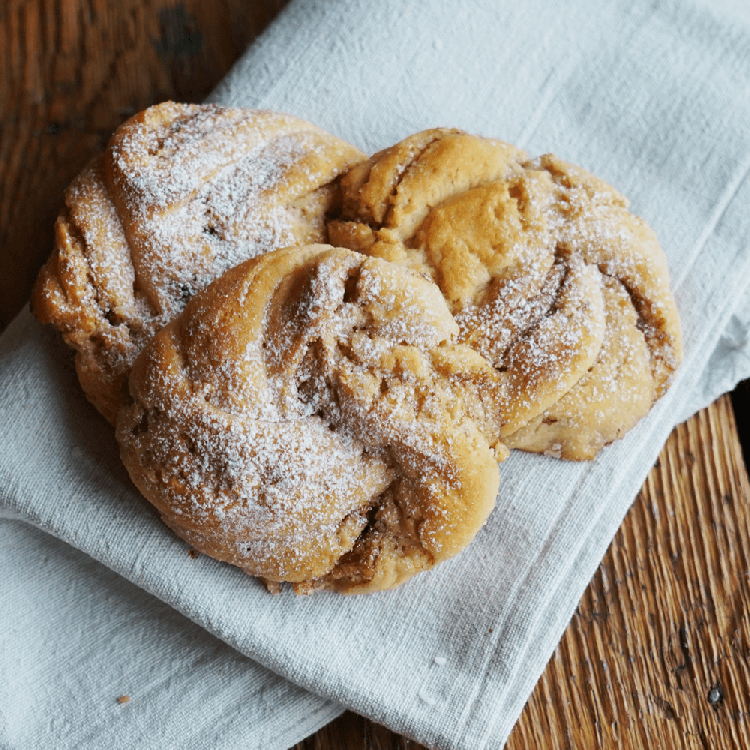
[116,245,503,594]
[329,129,682,459]
[33,103,364,423]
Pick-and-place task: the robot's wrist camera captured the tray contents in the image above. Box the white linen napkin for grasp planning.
[2,0,750,748]
[0,503,340,750]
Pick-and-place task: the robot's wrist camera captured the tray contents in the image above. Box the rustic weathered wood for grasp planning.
[2,3,749,749]
[505,393,750,750]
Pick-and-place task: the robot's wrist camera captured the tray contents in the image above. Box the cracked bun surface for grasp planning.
[329,129,682,459]
[116,244,504,594]
[32,102,364,423]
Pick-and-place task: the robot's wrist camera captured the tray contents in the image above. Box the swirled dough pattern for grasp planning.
[116,245,504,594]
[32,103,364,423]
[328,129,682,459]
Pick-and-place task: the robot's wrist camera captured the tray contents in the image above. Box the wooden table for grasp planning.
[2,3,748,748]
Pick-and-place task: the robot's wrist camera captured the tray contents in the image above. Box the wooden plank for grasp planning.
[505,394,750,749]
[2,3,748,748]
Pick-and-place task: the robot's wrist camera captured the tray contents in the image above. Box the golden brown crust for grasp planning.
[32,102,365,423]
[116,245,502,594]
[329,130,682,459]
[31,157,150,422]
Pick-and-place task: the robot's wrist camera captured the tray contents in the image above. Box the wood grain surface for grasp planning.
[2,2,748,749]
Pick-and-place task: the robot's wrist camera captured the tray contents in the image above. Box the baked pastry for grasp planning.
[328,129,682,459]
[32,102,364,423]
[116,244,505,594]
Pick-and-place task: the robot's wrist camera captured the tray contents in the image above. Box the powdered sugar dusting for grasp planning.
[334,130,682,458]
[37,103,364,423]
[112,110,345,317]
[117,246,501,592]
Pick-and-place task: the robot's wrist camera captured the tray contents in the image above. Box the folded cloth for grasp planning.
[0,505,341,750]
[2,0,750,748]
